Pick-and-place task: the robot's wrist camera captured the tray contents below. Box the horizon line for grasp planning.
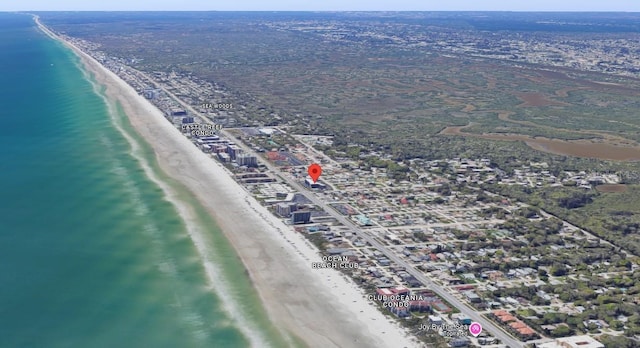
[6,10,640,13]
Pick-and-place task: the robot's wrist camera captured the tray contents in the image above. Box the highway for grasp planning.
[221,131,524,348]
[128,68,523,348]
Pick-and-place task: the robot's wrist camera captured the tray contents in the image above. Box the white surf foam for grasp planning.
[97,131,210,346]
[44,20,278,348]
[95,85,274,348]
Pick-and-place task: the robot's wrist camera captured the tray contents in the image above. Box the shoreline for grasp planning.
[34,16,419,348]
[34,16,280,348]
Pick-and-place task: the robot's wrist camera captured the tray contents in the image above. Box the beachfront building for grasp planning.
[276,202,298,218]
[237,153,258,167]
[450,337,471,347]
[143,88,160,99]
[170,108,187,116]
[291,210,311,224]
[227,144,242,160]
[428,315,443,326]
[389,304,410,318]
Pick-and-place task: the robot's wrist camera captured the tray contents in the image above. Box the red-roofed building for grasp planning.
[518,327,536,336]
[455,285,475,291]
[266,151,285,161]
[392,286,410,295]
[376,288,394,296]
[498,314,517,323]
[509,321,527,329]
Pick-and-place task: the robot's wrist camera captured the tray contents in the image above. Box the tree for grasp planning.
[557,191,594,209]
[551,325,573,338]
[611,320,624,330]
[550,263,567,277]
[598,335,639,348]
[433,197,445,204]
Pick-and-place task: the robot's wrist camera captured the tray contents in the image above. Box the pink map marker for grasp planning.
[469,322,483,337]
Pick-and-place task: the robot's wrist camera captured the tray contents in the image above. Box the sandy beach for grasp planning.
[36,17,419,348]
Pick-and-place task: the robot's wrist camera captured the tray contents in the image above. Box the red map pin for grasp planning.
[307,163,322,183]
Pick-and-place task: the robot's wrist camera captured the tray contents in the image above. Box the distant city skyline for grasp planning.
[3,0,640,12]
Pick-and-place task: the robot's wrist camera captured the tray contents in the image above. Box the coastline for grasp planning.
[34,16,419,348]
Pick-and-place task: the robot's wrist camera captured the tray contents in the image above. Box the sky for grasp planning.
[2,0,640,12]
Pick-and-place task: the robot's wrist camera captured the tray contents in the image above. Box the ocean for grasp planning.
[0,13,289,348]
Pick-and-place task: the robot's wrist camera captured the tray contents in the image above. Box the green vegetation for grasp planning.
[41,13,640,345]
[360,156,410,180]
[43,13,640,161]
[307,232,329,250]
[598,334,640,348]
[491,184,640,255]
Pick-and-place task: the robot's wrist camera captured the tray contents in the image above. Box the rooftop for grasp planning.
[537,335,604,348]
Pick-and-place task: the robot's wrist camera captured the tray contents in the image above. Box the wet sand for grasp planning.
[36,17,418,348]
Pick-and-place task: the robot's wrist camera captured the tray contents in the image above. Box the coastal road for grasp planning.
[121,67,523,348]
[219,131,524,348]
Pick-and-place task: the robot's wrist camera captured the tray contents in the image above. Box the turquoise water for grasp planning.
[0,13,289,348]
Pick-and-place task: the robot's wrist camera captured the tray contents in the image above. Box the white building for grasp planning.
[537,335,604,348]
[428,315,443,326]
[237,153,258,167]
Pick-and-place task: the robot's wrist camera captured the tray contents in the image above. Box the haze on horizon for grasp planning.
[3,0,640,12]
